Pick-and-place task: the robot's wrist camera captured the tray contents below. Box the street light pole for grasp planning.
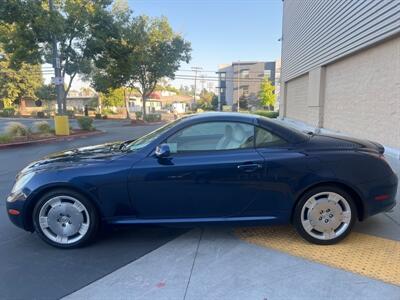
[49,0,63,115]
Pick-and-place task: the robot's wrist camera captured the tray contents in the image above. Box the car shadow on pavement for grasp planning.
[0,225,186,300]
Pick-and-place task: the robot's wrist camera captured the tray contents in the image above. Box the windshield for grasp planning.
[126,118,184,151]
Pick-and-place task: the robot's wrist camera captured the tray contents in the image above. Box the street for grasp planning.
[0,119,188,299]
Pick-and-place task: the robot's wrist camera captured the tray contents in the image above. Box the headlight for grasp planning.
[11,172,35,193]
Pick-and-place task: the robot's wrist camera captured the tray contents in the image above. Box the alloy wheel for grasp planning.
[38,195,90,245]
[300,191,352,241]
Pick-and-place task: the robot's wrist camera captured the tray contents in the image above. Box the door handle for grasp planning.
[237,163,263,172]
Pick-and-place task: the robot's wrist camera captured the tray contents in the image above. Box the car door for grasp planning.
[128,121,266,219]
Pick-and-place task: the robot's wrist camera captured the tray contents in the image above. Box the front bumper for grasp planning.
[6,191,30,230]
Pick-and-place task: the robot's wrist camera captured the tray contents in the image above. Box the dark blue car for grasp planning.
[6,113,398,248]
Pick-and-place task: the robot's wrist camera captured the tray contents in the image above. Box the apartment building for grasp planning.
[217,61,277,110]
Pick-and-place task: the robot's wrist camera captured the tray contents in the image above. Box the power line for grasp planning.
[174,75,266,83]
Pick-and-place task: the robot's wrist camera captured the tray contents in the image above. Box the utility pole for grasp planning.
[191,67,202,108]
[49,0,64,115]
[216,71,222,111]
[237,61,240,112]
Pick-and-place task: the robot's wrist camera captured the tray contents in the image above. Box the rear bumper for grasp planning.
[357,173,398,219]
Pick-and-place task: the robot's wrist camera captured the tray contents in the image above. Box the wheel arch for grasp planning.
[23,184,102,231]
[291,181,365,222]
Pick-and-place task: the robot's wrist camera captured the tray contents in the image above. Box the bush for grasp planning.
[102,115,108,119]
[66,110,75,118]
[5,122,29,137]
[34,121,51,134]
[135,111,143,120]
[0,108,15,117]
[144,113,161,122]
[77,116,94,131]
[0,134,12,144]
[253,110,279,119]
[37,111,46,118]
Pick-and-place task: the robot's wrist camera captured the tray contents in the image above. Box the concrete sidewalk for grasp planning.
[64,227,400,300]
[63,144,400,300]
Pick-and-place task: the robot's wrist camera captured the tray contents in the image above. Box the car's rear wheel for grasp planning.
[293,186,356,245]
[33,189,99,248]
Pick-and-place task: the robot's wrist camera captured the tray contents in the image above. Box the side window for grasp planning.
[166,122,254,153]
[255,127,287,148]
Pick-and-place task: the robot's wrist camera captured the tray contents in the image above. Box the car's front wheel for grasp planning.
[33,189,99,248]
[293,186,356,245]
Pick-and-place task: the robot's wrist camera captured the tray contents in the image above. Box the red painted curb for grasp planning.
[0,130,104,149]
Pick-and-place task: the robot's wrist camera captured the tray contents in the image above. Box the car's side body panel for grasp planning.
[6,113,398,233]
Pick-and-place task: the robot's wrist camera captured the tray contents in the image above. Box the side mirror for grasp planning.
[155,144,171,158]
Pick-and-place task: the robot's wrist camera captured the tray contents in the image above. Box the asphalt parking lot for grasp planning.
[0,118,188,299]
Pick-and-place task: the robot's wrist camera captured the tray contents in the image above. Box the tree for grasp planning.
[36,84,56,102]
[259,77,276,110]
[211,94,224,111]
[196,88,215,110]
[100,88,125,108]
[0,0,116,111]
[36,84,56,110]
[91,13,191,119]
[0,48,43,107]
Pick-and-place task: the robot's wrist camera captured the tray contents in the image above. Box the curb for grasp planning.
[0,130,104,149]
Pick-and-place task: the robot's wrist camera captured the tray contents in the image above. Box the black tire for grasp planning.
[33,189,99,249]
[293,185,357,245]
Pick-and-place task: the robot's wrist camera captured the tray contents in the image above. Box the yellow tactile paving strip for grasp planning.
[235,226,400,286]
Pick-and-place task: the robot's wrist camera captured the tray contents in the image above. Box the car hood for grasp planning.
[305,133,385,154]
[20,141,128,175]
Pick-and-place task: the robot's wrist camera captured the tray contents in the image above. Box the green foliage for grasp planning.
[5,121,29,137]
[0,47,43,107]
[100,88,125,107]
[178,85,193,96]
[91,12,192,118]
[102,108,116,115]
[34,121,51,134]
[0,107,15,117]
[0,0,115,101]
[36,111,47,118]
[0,134,12,144]
[135,111,143,120]
[259,77,276,109]
[155,84,179,94]
[36,84,56,102]
[66,110,75,118]
[211,95,225,111]
[239,96,248,110]
[253,110,279,119]
[196,89,214,110]
[77,116,94,131]
[144,113,161,122]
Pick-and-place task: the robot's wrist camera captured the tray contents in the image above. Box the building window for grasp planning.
[264,70,271,79]
[240,69,250,79]
[242,85,249,97]
[219,72,226,81]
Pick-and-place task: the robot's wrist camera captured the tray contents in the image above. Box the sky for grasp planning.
[54,0,283,91]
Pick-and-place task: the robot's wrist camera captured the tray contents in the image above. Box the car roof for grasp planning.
[182,112,258,123]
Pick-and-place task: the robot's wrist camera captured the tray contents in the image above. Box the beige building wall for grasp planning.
[282,36,400,149]
[323,37,400,149]
[285,74,309,122]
